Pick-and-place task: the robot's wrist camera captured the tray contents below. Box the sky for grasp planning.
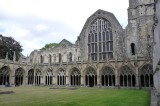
[0,0,129,56]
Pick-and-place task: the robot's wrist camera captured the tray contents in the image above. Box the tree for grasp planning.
[39,43,59,51]
[0,34,22,61]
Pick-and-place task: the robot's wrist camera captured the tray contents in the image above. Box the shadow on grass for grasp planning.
[0,91,14,95]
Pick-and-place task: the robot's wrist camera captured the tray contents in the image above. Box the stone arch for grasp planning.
[57,68,66,85]
[130,43,136,55]
[139,64,153,87]
[101,66,115,87]
[15,68,25,86]
[70,67,81,86]
[35,69,42,85]
[85,66,97,87]
[0,66,10,86]
[28,69,34,85]
[45,68,53,85]
[119,65,136,87]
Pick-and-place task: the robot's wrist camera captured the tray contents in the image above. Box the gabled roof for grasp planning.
[54,39,74,49]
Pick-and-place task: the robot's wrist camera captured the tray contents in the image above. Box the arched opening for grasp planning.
[131,43,135,55]
[40,55,43,63]
[45,69,53,85]
[101,67,115,87]
[88,18,113,61]
[119,66,136,87]
[0,66,10,86]
[57,69,66,85]
[15,68,24,86]
[70,68,81,86]
[28,69,34,85]
[85,67,97,87]
[35,69,41,85]
[68,52,72,62]
[140,65,153,87]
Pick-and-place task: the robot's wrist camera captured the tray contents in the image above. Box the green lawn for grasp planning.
[0,86,150,106]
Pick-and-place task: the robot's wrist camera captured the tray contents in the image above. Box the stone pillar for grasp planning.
[115,69,119,88]
[81,76,84,86]
[53,76,57,85]
[41,76,44,85]
[66,76,69,86]
[135,67,140,89]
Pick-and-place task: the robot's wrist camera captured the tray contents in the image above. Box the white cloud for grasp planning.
[0,0,129,56]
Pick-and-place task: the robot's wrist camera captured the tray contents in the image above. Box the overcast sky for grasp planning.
[0,0,129,56]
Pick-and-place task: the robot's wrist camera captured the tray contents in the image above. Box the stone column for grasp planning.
[65,76,68,86]
[115,69,119,88]
[97,68,100,87]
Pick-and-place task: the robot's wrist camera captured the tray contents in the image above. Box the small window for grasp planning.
[40,55,43,63]
[59,54,62,63]
[131,43,136,55]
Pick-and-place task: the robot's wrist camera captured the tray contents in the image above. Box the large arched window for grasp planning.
[88,18,113,61]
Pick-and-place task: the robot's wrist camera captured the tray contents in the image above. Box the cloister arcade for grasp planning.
[0,64,154,88]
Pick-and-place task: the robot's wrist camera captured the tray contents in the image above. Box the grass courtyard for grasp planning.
[0,86,150,106]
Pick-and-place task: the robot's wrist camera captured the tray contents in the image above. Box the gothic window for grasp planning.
[131,43,135,55]
[88,18,113,61]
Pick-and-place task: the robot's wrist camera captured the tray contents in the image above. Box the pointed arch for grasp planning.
[0,66,10,86]
[57,68,66,85]
[28,69,34,85]
[70,67,81,86]
[35,69,42,85]
[119,65,136,87]
[85,67,97,87]
[45,68,53,85]
[15,68,25,86]
[140,64,153,87]
[101,66,115,87]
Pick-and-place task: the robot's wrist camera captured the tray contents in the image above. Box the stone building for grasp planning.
[0,0,155,89]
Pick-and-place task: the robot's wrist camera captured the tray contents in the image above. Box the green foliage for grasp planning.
[0,34,22,61]
[40,43,59,51]
[0,87,150,106]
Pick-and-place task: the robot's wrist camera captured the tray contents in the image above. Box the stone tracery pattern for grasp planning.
[88,18,113,61]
